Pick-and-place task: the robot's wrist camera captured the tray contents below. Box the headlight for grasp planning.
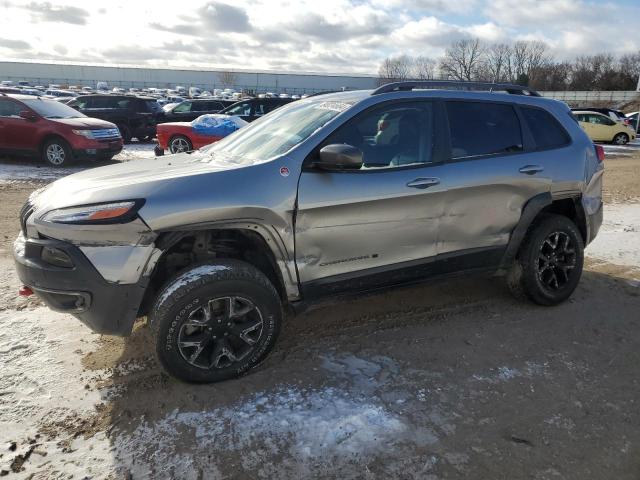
[72,129,95,139]
[40,200,145,224]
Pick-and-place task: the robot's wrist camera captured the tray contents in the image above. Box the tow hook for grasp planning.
[18,286,34,297]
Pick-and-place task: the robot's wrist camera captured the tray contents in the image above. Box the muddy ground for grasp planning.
[1,143,639,479]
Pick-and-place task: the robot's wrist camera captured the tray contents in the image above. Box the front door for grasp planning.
[295,100,448,294]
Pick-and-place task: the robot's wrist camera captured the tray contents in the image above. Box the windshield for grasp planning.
[22,99,86,119]
[203,99,352,162]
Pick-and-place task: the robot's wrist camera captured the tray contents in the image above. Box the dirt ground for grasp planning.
[1,143,639,479]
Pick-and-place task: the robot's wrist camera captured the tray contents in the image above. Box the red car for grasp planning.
[0,94,122,167]
[156,115,247,155]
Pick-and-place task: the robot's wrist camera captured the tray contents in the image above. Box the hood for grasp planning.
[29,151,261,214]
[157,121,191,128]
[51,117,117,129]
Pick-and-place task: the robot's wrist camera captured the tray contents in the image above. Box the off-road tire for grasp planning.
[151,260,282,383]
[507,214,584,306]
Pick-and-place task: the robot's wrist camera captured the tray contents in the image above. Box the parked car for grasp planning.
[44,89,78,99]
[0,94,122,166]
[0,87,21,94]
[160,99,236,123]
[626,111,638,131]
[218,97,294,122]
[68,94,164,142]
[13,81,604,383]
[573,110,636,144]
[156,114,247,154]
[571,107,630,126]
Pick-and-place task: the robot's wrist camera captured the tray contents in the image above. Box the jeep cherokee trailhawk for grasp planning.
[14,81,604,383]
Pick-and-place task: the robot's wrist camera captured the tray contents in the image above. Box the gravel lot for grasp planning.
[1,141,639,479]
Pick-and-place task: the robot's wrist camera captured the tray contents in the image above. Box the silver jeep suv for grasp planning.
[14,81,604,383]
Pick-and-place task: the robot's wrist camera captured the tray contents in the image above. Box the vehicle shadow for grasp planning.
[89,268,640,478]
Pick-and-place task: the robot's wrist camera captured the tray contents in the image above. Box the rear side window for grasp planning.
[0,99,22,117]
[446,101,523,159]
[520,107,570,150]
[144,100,161,113]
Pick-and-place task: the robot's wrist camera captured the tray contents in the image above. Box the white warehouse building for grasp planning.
[0,60,379,95]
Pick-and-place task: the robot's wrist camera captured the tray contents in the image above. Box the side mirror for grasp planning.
[316,144,363,171]
[19,110,37,121]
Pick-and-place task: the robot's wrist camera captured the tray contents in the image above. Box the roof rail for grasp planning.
[372,80,541,97]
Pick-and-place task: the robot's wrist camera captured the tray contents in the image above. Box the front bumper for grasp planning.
[13,234,147,336]
[72,140,123,160]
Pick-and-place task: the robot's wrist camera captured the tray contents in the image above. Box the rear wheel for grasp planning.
[42,138,74,167]
[612,132,629,145]
[507,214,584,306]
[169,135,192,154]
[152,260,282,383]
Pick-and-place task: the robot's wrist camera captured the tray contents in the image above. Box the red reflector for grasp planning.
[19,286,33,297]
[595,144,605,162]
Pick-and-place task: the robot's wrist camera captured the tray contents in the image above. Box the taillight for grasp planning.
[595,144,605,163]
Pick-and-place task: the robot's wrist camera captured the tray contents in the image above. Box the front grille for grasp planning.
[19,201,34,236]
[90,128,121,139]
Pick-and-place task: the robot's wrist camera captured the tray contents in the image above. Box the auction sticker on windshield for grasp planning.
[314,102,351,112]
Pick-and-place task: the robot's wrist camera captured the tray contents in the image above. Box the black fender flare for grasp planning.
[498,192,552,271]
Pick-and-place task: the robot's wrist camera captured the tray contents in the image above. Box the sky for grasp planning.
[0,0,639,75]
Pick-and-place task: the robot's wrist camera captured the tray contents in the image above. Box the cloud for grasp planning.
[149,22,201,36]
[198,2,251,32]
[27,2,89,25]
[0,37,30,50]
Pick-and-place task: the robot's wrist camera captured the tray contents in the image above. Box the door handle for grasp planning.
[519,165,544,175]
[407,177,440,189]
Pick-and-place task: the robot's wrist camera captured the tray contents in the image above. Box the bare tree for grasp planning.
[439,38,485,81]
[413,56,435,80]
[484,43,512,83]
[217,71,237,88]
[377,55,413,85]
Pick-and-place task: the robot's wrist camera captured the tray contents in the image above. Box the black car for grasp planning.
[68,95,163,142]
[218,97,294,122]
[160,98,236,123]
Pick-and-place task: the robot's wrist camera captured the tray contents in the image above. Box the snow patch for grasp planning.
[156,264,232,307]
[0,307,115,477]
[114,386,406,478]
[0,143,156,185]
[586,202,640,270]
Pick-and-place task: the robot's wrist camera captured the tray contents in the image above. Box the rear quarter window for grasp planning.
[520,107,571,150]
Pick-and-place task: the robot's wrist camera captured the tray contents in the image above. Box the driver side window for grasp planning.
[323,101,434,169]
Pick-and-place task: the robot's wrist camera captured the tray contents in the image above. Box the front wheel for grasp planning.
[612,133,629,145]
[151,260,282,383]
[42,138,74,167]
[507,214,584,306]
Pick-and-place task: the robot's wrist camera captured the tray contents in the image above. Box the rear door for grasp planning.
[295,100,449,294]
[436,100,552,256]
[591,113,617,141]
